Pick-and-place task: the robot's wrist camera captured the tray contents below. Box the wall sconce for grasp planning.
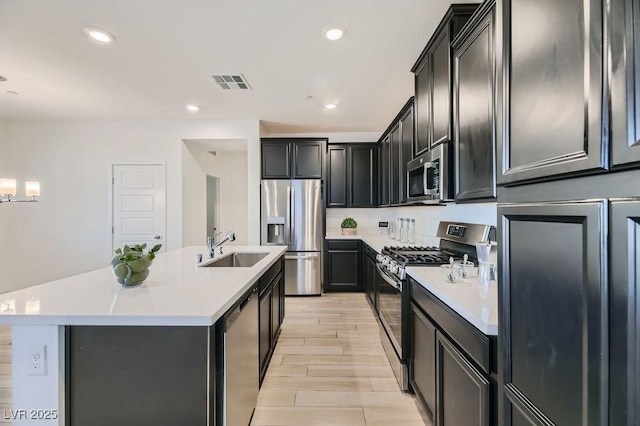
[0,178,40,203]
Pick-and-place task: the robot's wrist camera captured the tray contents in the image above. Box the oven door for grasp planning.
[376,264,403,355]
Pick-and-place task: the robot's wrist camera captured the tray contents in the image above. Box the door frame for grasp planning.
[109,162,167,255]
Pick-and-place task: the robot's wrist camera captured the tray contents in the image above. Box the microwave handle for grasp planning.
[423,162,434,192]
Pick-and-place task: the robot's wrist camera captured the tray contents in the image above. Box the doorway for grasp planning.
[206,175,220,239]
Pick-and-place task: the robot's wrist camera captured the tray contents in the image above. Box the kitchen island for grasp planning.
[0,245,287,426]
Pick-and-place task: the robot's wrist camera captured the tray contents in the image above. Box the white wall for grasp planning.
[327,203,498,246]
[182,141,248,246]
[0,119,260,293]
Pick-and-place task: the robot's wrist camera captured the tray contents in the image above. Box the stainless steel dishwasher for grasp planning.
[223,286,259,426]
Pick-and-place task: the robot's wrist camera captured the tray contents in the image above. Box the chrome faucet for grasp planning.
[207,231,236,258]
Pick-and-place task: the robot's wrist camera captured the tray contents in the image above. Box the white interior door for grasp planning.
[112,164,166,252]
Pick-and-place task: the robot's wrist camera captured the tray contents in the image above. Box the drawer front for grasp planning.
[327,240,360,251]
[410,278,491,373]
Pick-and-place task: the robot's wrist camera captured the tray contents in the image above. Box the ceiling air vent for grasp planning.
[212,74,251,90]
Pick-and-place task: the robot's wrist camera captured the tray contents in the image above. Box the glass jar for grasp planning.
[408,219,416,244]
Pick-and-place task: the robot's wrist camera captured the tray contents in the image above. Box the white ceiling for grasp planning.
[0,0,474,133]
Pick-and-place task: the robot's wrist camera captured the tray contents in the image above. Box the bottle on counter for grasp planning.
[408,219,416,244]
[400,218,407,243]
[395,218,402,240]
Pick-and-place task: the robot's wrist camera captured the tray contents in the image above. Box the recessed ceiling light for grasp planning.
[83,27,116,44]
[186,104,200,112]
[324,103,337,110]
[323,24,346,41]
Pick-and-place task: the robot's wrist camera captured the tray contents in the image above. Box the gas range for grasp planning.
[374,221,495,392]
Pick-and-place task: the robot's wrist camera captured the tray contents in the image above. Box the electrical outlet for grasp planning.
[27,344,47,376]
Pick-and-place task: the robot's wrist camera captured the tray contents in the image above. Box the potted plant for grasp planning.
[111,243,162,287]
[341,217,358,236]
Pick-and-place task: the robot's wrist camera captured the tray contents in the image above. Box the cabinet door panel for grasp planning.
[436,332,490,426]
[498,0,605,184]
[610,0,640,167]
[415,59,431,155]
[293,142,323,179]
[350,146,377,207]
[379,135,391,206]
[410,303,437,422]
[326,250,360,292]
[431,31,452,147]
[262,143,290,179]
[454,7,496,202]
[609,199,640,426]
[327,147,347,207]
[499,201,607,425]
[400,105,414,202]
[271,279,282,342]
[390,124,401,204]
[259,291,272,373]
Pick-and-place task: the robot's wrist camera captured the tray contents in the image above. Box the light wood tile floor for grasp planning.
[0,326,10,424]
[252,293,427,426]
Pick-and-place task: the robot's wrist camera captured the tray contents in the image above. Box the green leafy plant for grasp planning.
[111,243,162,287]
[340,217,358,229]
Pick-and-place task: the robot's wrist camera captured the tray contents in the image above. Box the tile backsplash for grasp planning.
[326,203,497,246]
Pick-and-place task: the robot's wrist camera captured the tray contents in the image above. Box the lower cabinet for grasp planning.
[410,302,437,421]
[436,332,490,426]
[325,240,361,292]
[363,245,378,310]
[259,264,285,383]
[409,277,496,426]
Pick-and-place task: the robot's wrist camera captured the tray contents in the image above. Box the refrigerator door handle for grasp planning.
[286,185,292,246]
[290,185,295,247]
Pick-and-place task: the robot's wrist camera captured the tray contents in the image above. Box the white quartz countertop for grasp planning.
[406,266,498,335]
[0,245,287,326]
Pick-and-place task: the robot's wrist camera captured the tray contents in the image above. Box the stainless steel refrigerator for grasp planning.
[261,180,322,295]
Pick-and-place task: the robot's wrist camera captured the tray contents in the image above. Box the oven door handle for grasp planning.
[376,264,402,291]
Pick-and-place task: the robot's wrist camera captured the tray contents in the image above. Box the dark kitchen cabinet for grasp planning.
[498,201,607,425]
[412,4,478,154]
[362,244,378,311]
[496,0,606,185]
[259,286,272,378]
[377,97,414,206]
[399,104,414,203]
[327,146,347,207]
[261,138,326,180]
[327,144,377,208]
[390,124,401,204]
[271,276,282,342]
[610,0,640,168]
[379,135,390,206]
[261,142,290,179]
[436,332,490,426]
[410,277,496,426]
[609,199,640,426]
[410,302,437,422]
[325,240,360,292]
[453,0,497,202]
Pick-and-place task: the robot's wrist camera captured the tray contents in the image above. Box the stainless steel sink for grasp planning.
[200,252,269,268]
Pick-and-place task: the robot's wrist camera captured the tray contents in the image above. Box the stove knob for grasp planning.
[398,268,406,280]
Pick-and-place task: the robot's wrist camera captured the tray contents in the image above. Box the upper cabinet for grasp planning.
[496,0,606,185]
[377,98,414,206]
[453,1,497,202]
[327,144,377,208]
[610,0,640,168]
[261,138,326,180]
[412,4,479,155]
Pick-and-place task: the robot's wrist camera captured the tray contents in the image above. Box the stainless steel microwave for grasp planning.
[406,144,452,204]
